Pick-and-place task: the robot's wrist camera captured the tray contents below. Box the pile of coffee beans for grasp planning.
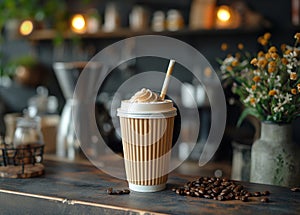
[107,187,130,195]
[172,176,270,203]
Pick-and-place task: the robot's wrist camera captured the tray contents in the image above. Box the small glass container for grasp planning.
[152,11,165,32]
[166,9,184,31]
[13,116,44,164]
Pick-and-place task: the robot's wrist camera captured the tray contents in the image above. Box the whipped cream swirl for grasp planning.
[129,88,162,103]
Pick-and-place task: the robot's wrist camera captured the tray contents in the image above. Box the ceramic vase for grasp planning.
[250,121,300,187]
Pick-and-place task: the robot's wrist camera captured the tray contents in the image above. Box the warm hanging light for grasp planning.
[215,5,240,29]
[71,14,86,33]
[217,5,231,23]
[19,20,34,36]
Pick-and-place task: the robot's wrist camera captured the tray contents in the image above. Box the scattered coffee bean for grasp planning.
[204,194,212,199]
[123,189,130,194]
[212,187,220,194]
[107,187,113,194]
[291,187,300,192]
[106,188,130,195]
[194,191,201,197]
[240,196,248,202]
[217,195,225,201]
[245,192,252,197]
[261,197,269,203]
[253,192,261,197]
[261,190,270,196]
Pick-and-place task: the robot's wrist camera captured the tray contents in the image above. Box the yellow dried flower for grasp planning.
[251,85,257,90]
[265,53,271,60]
[271,53,278,59]
[268,62,276,72]
[290,72,297,80]
[268,46,277,53]
[238,43,244,50]
[268,66,276,73]
[264,32,271,40]
[257,51,265,58]
[285,49,292,55]
[281,58,288,65]
[253,76,260,82]
[294,32,300,41]
[250,58,258,65]
[226,66,233,71]
[221,43,228,51]
[268,61,276,67]
[291,88,297,95]
[250,97,256,105]
[258,36,268,46]
[297,83,300,92]
[281,44,287,52]
[257,59,267,68]
[231,60,238,67]
[268,89,277,96]
[235,52,241,59]
[294,48,300,56]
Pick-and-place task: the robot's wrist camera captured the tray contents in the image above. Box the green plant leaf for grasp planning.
[237,107,261,127]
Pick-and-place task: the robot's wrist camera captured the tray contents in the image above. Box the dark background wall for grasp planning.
[0,0,299,159]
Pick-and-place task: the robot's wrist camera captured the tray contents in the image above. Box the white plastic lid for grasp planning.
[117,99,177,119]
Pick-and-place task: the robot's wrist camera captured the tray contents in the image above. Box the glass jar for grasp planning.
[13,116,44,164]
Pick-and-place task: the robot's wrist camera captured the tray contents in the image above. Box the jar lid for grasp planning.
[17,116,41,129]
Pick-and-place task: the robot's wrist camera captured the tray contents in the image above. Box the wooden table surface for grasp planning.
[0,160,299,215]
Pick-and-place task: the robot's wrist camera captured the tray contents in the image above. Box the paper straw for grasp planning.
[160,59,176,100]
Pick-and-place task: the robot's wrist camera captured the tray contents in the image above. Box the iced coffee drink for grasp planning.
[117,88,177,192]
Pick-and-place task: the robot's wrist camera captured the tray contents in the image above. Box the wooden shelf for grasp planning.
[27,27,263,41]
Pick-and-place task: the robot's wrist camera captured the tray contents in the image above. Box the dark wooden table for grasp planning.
[0,160,299,215]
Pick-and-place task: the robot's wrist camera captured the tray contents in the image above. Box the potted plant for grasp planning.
[218,33,300,187]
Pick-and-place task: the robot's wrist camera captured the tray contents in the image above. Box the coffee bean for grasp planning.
[217,195,225,201]
[222,182,231,187]
[220,189,230,196]
[222,178,229,182]
[245,192,252,197]
[234,185,243,193]
[212,187,220,194]
[227,192,234,200]
[199,188,206,195]
[240,190,247,195]
[107,187,130,195]
[291,187,300,192]
[123,189,130,194]
[261,190,270,196]
[115,190,123,194]
[254,192,261,197]
[107,187,113,195]
[194,191,201,197]
[240,196,248,202]
[261,197,269,203]
[214,181,220,186]
[204,194,212,199]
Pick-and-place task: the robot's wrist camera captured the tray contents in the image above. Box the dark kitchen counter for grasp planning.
[0,159,299,215]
